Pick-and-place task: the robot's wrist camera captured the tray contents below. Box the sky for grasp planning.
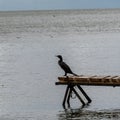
[0,0,120,11]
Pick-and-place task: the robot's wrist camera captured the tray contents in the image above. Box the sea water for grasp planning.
[0,9,120,119]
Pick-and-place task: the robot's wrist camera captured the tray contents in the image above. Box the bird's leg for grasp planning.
[64,73,69,78]
[64,72,67,76]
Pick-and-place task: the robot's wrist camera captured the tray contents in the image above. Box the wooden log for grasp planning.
[56,75,120,86]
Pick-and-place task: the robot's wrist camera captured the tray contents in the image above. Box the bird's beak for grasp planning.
[55,55,58,57]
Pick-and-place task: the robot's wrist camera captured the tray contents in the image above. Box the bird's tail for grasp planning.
[72,72,79,76]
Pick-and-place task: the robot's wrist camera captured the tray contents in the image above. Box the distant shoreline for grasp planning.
[0,8,120,13]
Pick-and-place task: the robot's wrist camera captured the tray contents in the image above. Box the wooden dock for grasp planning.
[55,75,120,109]
[56,75,120,86]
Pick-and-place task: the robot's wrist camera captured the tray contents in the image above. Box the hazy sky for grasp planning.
[0,0,120,11]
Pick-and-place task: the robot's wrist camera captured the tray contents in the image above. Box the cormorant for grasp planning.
[56,55,78,76]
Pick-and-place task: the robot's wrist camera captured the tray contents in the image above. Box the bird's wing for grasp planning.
[60,61,73,73]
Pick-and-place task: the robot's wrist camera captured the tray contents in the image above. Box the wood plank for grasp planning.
[55,81,120,86]
[56,75,120,86]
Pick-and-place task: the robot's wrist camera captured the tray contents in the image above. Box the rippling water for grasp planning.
[0,9,120,120]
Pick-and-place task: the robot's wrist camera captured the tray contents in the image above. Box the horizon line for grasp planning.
[0,7,120,12]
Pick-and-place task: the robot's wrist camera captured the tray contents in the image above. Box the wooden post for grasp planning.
[62,85,86,108]
[67,86,72,108]
[71,86,85,106]
[62,85,70,109]
[77,85,92,103]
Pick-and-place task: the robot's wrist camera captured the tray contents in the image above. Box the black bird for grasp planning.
[56,55,78,76]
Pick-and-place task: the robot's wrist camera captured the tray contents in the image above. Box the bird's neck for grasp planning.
[59,57,63,62]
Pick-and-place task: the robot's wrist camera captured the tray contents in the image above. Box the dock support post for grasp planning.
[62,85,86,109]
[62,85,70,109]
[77,85,92,103]
[67,87,72,108]
[71,87,85,106]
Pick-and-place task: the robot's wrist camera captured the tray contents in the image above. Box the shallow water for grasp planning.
[0,9,120,119]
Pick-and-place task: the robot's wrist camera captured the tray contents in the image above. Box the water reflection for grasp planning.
[58,105,90,120]
[58,107,120,120]
[58,108,84,120]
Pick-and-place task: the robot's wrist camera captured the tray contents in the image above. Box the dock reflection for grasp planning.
[58,105,90,120]
[57,107,120,120]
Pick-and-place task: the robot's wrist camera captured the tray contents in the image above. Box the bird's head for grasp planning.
[56,55,63,60]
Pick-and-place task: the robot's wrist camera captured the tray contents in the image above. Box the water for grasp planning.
[0,9,120,119]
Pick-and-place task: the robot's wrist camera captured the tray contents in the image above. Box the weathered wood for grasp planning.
[56,75,120,87]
